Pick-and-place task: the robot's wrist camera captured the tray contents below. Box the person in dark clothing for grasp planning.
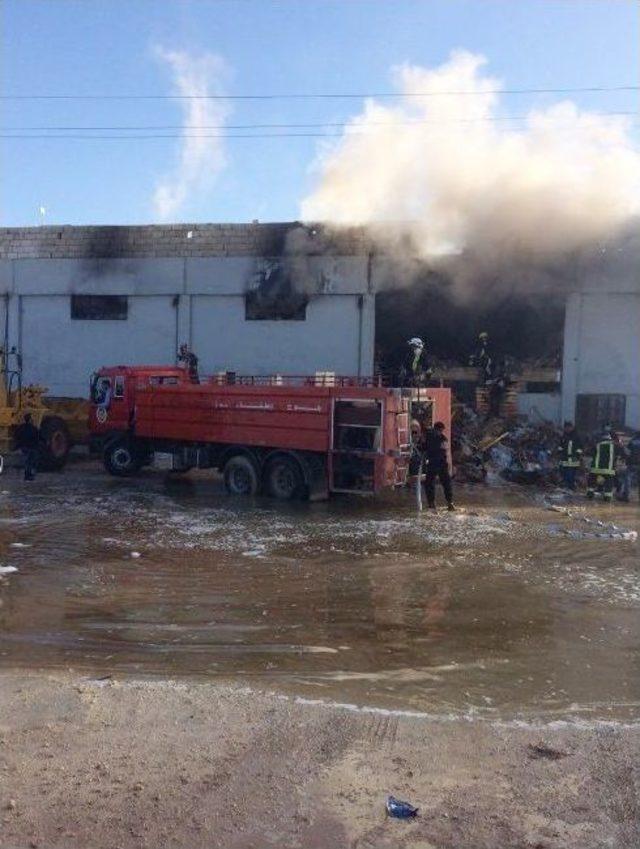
[14,413,40,481]
[485,357,513,419]
[469,331,493,385]
[625,431,640,501]
[423,421,455,511]
[398,337,433,387]
[557,421,583,490]
[178,343,199,383]
[587,428,617,500]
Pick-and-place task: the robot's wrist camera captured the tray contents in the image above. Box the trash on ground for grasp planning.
[386,795,419,818]
[0,566,18,575]
[544,502,638,541]
[527,743,568,760]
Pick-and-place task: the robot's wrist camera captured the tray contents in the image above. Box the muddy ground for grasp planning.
[1,671,639,849]
[0,458,639,847]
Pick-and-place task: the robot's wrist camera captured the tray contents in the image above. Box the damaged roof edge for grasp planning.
[0,222,375,261]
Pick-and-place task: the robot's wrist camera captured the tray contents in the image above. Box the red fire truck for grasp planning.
[89,365,451,500]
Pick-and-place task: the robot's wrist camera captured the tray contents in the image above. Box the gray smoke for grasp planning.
[300,50,640,296]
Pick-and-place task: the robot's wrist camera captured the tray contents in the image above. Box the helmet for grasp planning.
[407,337,424,348]
[479,331,489,340]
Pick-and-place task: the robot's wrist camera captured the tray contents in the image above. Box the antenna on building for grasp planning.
[38,205,47,226]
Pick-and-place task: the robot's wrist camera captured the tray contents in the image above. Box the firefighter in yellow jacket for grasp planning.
[587,428,617,500]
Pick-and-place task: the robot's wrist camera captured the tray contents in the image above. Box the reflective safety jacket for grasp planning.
[558,431,583,467]
[591,438,616,476]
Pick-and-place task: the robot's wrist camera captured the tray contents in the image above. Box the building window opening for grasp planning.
[245,263,308,320]
[71,295,128,320]
[245,289,307,321]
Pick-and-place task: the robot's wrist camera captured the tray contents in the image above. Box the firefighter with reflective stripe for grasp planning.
[557,421,583,490]
[399,337,433,387]
[587,427,617,500]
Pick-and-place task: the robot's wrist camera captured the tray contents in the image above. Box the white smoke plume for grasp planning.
[152,47,230,221]
[301,50,640,291]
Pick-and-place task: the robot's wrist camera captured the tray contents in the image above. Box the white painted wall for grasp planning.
[21,295,178,397]
[562,292,640,428]
[1,255,375,397]
[191,294,372,376]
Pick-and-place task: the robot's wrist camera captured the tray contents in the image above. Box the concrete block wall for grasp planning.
[0,223,371,260]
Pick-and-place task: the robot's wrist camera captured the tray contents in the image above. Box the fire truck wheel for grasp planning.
[39,417,71,471]
[264,454,305,500]
[223,455,259,496]
[104,439,143,477]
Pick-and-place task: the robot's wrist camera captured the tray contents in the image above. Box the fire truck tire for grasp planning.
[39,417,71,471]
[103,438,143,477]
[223,455,260,496]
[263,454,305,500]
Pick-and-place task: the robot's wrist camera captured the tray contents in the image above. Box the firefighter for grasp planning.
[486,357,512,419]
[423,421,455,511]
[399,337,432,387]
[587,427,617,500]
[557,421,583,490]
[469,331,493,385]
[178,343,199,383]
[613,431,630,501]
[14,413,40,482]
[623,431,640,502]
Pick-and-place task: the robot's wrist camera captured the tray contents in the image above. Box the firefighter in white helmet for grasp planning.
[399,337,432,387]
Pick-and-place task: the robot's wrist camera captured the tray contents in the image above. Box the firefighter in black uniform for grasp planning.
[399,337,433,387]
[14,413,41,481]
[469,331,493,385]
[178,343,199,383]
[423,421,455,511]
[557,421,583,490]
[587,427,617,500]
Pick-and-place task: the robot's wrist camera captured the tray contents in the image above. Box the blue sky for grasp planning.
[2,0,638,226]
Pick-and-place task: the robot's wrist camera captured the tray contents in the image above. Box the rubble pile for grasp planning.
[452,405,562,485]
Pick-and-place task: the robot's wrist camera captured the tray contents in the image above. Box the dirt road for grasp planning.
[1,670,639,849]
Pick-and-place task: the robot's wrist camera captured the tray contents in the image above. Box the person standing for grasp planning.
[14,413,40,481]
[587,427,617,500]
[178,343,200,383]
[469,331,493,385]
[624,431,640,502]
[557,421,583,490]
[423,421,455,511]
[399,337,433,387]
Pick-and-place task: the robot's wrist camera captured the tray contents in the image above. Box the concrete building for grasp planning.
[561,231,640,433]
[1,221,637,433]
[0,223,375,398]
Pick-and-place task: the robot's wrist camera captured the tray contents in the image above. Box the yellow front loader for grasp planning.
[0,348,88,469]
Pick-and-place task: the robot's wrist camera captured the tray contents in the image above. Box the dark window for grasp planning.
[114,375,125,398]
[71,295,128,320]
[149,375,179,386]
[576,393,626,436]
[525,382,560,394]
[245,291,307,321]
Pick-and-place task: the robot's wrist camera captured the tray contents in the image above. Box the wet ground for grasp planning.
[1,457,639,722]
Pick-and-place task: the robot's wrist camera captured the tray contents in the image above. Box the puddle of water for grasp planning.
[1,461,639,721]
